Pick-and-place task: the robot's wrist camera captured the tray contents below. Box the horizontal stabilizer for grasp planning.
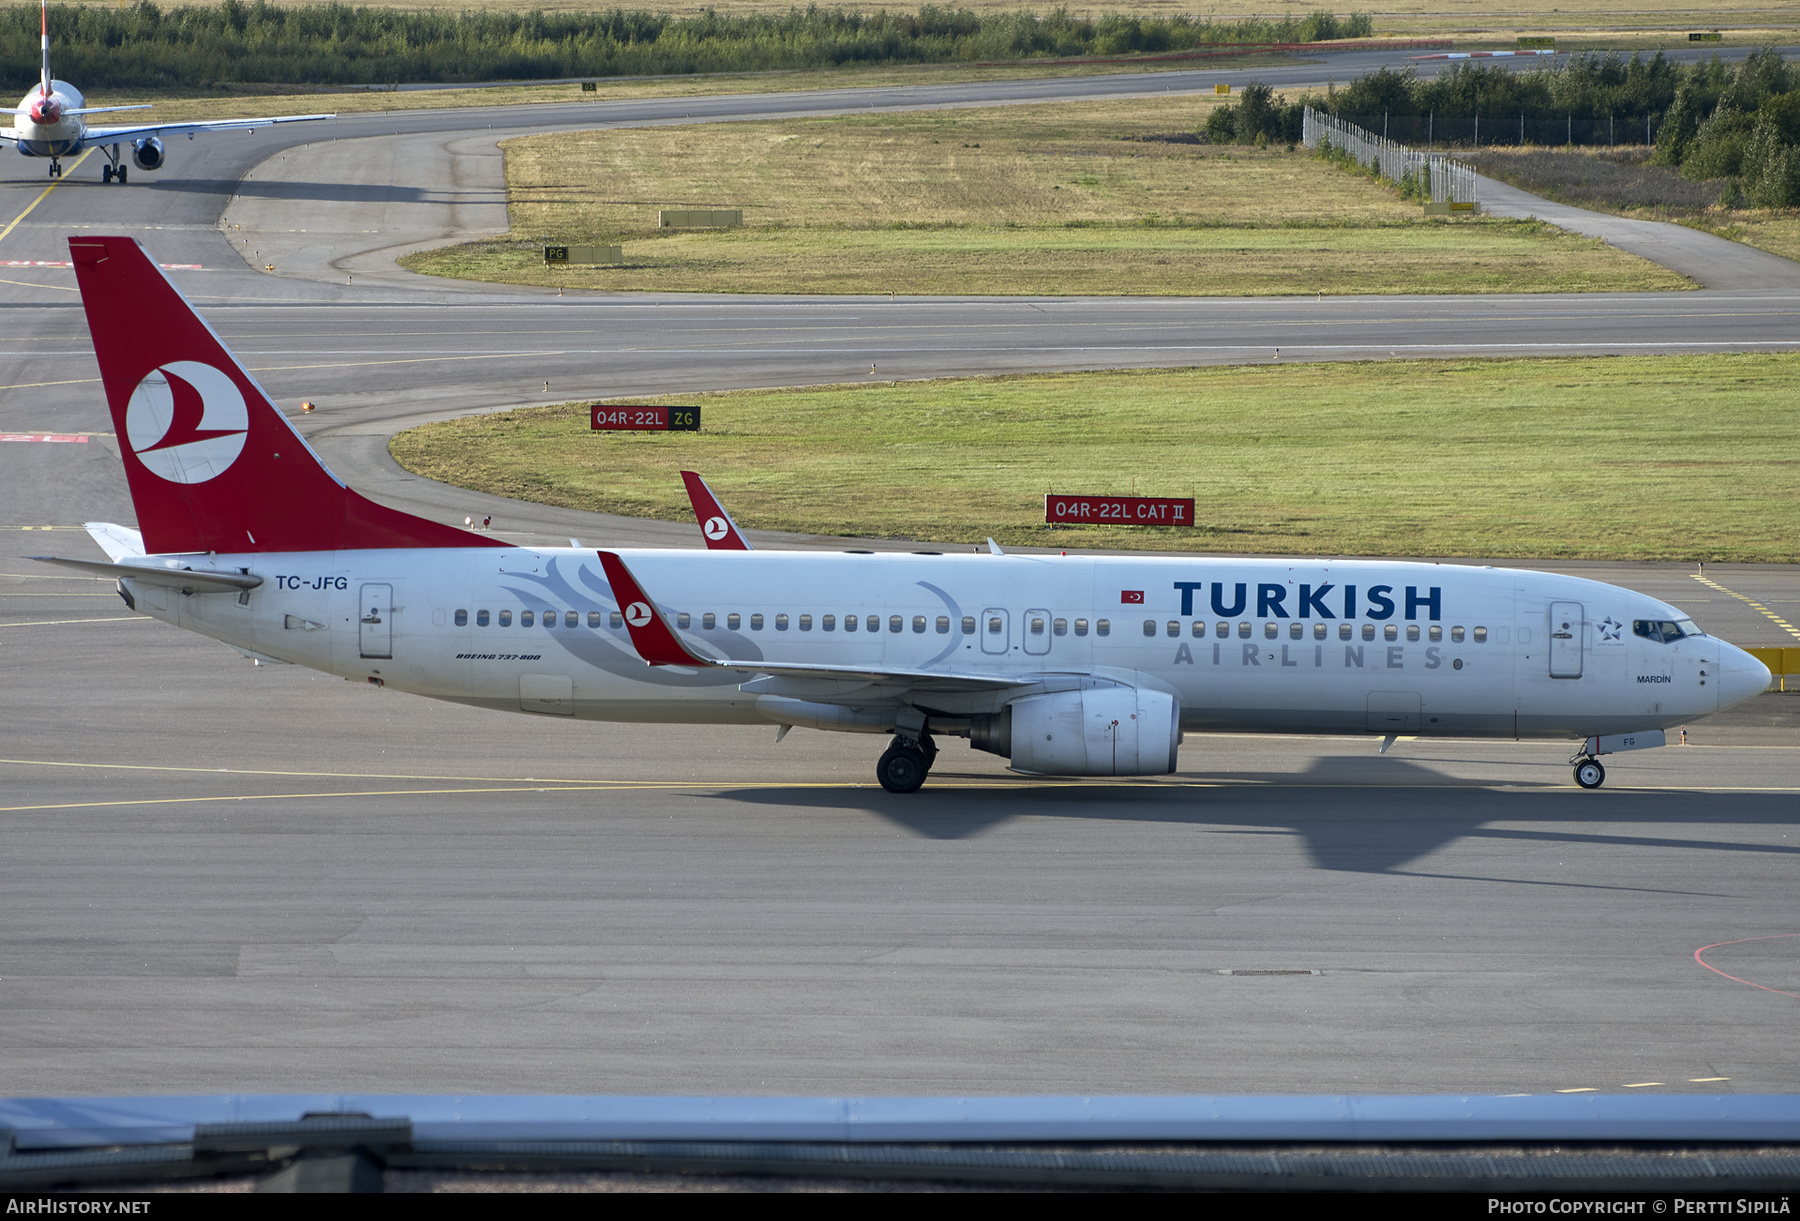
[30,555,262,593]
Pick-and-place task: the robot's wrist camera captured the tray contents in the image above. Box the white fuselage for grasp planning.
[120,548,1764,742]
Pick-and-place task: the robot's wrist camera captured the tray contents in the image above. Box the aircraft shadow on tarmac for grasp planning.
[714,754,1800,880]
[140,178,443,204]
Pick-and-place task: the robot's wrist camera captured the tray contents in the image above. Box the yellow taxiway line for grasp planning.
[1693,573,1800,642]
[0,148,95,246]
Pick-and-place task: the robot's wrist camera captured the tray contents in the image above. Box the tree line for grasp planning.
[1,3,1372,90]
[1207,49,1800,206]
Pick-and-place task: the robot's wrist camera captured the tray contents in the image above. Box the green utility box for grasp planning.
[658,209,744,229]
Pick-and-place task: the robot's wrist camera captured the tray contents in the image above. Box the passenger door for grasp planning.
[359,583,393,659]
[1549,601,1583,679]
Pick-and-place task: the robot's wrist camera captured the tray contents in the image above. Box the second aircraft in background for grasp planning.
[1,0,331,183]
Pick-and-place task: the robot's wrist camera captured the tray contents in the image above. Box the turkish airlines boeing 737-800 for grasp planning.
[35,236,1770,793]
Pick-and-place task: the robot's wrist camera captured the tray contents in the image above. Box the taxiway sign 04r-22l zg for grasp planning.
[1,0,330,183]
[36,236,1771,793]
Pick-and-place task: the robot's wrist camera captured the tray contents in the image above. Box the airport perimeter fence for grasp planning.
[1302,108,1479,207]
[1330,112,1661,150]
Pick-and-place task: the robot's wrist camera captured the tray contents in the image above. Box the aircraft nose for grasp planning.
[1716,642,1772,711]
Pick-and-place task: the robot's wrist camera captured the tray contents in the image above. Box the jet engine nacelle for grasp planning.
[131,137,164,171]
[972,686,1179,776]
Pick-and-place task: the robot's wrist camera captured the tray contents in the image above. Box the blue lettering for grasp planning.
[1344,645,1364,668]
[1280,645,1298,667]
[1387,646,1404,668]
[1241,643,1261,666]
[1425,646,1442,670]
[1212,582,1247,617]
[1174,642,1195,665]
[1299,583,1335,618]
[1406,585,1442,621]
[1343,584,1357,619]
[1174,581,1205,616]
[1367,585,1395,620]
[1258,583,1289,618]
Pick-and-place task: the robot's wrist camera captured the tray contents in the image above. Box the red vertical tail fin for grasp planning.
[679,470,752,550]
[71,237,506,555]
[39,0,50,98]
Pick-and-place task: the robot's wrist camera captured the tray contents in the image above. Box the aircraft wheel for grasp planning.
[101,165,112,184]
[877,744,930,794]
[1573,758,1605,789]
[117,166,127,185]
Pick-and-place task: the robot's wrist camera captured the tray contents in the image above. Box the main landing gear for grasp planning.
[877,731,937,794]
[100,148,127,185]
[1571,754,1606,789]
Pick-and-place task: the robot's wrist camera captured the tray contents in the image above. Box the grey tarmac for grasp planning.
[0,58,1797,1100]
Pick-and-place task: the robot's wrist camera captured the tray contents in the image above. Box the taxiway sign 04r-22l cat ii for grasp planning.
[34,236,1771,793]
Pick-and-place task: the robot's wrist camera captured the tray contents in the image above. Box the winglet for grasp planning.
[679,471,752,550]
[596,551,713,666]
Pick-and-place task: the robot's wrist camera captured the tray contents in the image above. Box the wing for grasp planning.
[83,112,333,146]
[595,549,1032,694]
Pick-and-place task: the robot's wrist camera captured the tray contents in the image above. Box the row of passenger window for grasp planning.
[449,608,1118,635]
[447,608,1492,645]
[1140,620,1489,643]
[454,608,598,628]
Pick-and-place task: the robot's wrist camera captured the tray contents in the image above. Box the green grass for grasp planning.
[402,101,1691,296]
[414,221,1674,296]
[389,353,1800,562]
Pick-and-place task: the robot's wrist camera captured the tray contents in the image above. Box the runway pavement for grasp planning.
[1,57,1798,1100]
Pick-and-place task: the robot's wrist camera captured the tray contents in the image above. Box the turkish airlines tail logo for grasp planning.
[125,361,248,484]
[73,234,510,555]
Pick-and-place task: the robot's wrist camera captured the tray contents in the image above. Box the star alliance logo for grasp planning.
[1598,616,1623,642]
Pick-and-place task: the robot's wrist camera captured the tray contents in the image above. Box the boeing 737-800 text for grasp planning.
[34,236,1771,793]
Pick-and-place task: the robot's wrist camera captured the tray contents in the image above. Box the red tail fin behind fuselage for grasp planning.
[71,236,506,555]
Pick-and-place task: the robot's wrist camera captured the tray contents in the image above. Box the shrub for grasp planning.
[1742,116,1800,206]
[1683,103,1754,179]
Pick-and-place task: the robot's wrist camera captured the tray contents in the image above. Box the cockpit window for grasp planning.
[1634,618,1704,643]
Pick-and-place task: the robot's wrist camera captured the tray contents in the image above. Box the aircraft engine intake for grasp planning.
[131,137,164,171]
[973,687,1179,776]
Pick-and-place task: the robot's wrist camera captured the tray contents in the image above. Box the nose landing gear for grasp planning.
[48,159,61,178]
[1572,755,1606,789]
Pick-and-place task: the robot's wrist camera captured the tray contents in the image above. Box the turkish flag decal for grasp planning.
[1121,590,1145,604]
